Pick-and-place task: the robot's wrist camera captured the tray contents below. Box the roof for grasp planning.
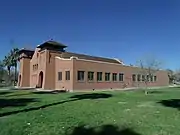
[18,48,34,54]
[37,40,67,48]
[60,52,123,64]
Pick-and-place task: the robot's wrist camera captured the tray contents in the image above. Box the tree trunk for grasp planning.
[144,81,148,95]
[7,66,10,76]
[14,63,17,86]
[7,66,11,85]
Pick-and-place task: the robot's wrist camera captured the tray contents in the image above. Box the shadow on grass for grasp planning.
[0,91,13,96]
[158,99,180,110]
[0,98,38,108]
[69,125,141,135]
[148,91,164,94]
[0,93,112,117]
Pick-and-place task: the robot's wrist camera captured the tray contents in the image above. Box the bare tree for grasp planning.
[173,69,180,83]
[136,55,162,94]
[166,69,176,84]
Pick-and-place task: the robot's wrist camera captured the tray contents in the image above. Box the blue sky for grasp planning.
[0,0,180,70]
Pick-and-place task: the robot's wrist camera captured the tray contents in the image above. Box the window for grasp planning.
[132,74,136,81]
[58,72,62,81]
[154,76,157,82]
[150,75,153,82]
[77,71,85,81]
[112,73,117,81]
[147,75,150,82]
[97,72,103,81]
[137,74,141,82]
[65,71,70,80]
[119,73,124,81]
[88,71,94,81]
[105,73,110,81]
[33,64,38,70]
[142,75,145,81]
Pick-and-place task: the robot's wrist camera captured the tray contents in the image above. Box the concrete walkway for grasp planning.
[35,84,179,93]
[1,85,178,92]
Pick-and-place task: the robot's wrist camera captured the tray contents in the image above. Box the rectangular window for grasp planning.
[112,73,117,81]
[105,73,110,81]
[88,71,94,81]
[119,73,124,81]
[154,76,157,82]
[147,75,150,82]
[132,74,136,81]
[137,74,141,82]
[150,75,153,82]
[58,72,62,81]
[142,75,145,81]
[97,72,103,81]
[77,71,85,81]
[65,71,70,80]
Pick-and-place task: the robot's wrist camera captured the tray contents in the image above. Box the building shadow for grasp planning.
[170,86,180,89]
[10,87,36,90]
[0,98,38,108]
[157,99,180,110]
[70,93,112,100]
[0,93,112,117]
[5,92,34,97]
[5,90,66,97]
[32,90,67,94]
[69,125,141,135]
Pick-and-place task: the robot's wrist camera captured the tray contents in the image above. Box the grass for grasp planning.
[0,88,180,135]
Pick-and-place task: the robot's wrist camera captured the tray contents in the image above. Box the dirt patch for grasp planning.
[118,101,127,104]
[124,108,131,112]
[137,101,154,108]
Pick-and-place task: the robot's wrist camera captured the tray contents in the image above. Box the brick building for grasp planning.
[18,40,169,91]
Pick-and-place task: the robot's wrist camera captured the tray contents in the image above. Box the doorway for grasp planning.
[38,71,43,88]
[18,75,21,86]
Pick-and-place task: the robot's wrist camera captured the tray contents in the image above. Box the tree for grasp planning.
[3,48,19,86]
[0,60,5,82]
[136,56,162,94]
[10,48,19,84]
[166,69,176,84]
[3,53,12,76]
[173,69,180,82]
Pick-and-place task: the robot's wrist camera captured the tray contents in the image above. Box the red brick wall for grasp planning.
[72,58,169,91]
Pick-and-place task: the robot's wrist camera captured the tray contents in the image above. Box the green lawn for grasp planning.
[0,88,180,135]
